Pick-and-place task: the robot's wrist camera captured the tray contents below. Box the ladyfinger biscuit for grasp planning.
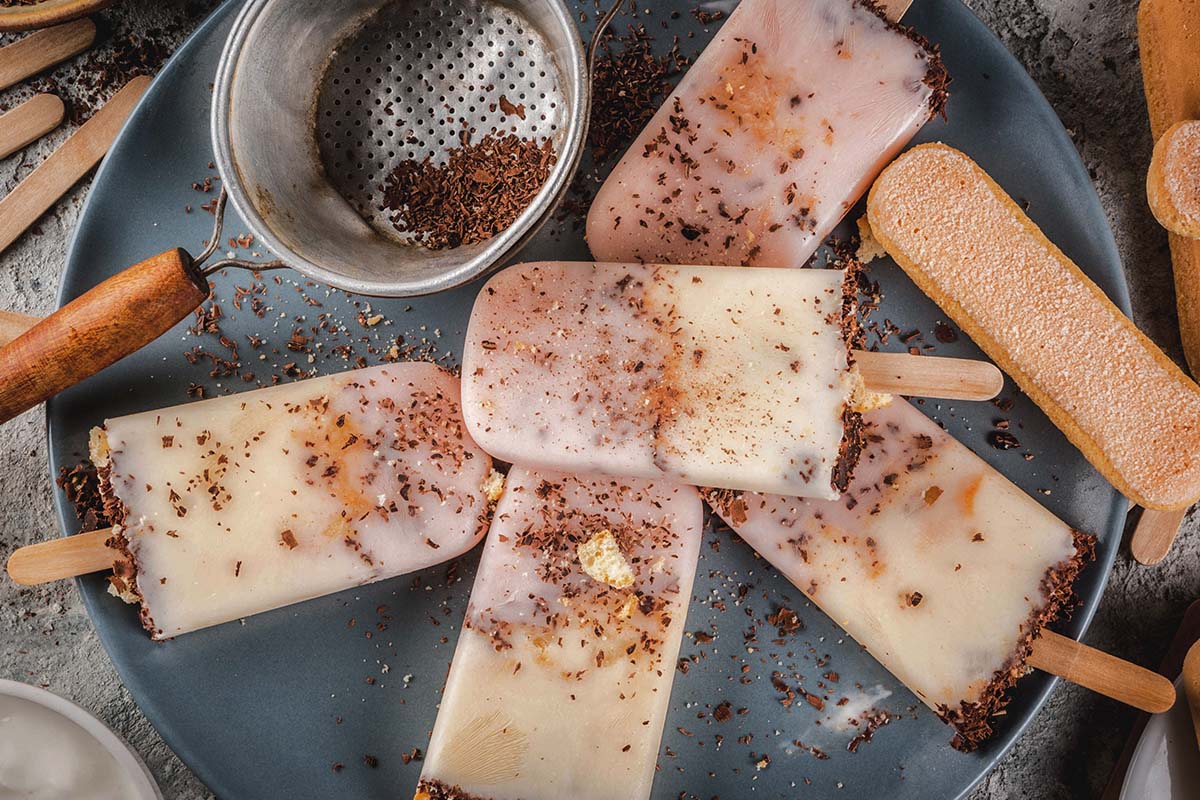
[1148,120,1200,239]
[1139,0,1200,375]
[867,143,1200,510]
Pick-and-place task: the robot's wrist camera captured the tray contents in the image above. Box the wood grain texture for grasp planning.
[0,18,95,89]
[1029,630,1177,714]
[1131,506,1188,565]
[1101,600,1200,798]
[0,3,114,34]
[1139,0,1200,376]
[6,528,113,585]
[878,0,915,20]
[854,350,1004,401]
[0,93,63,160]
[0,310,39,348]
[0,248,207,424]
[0,75,149,256]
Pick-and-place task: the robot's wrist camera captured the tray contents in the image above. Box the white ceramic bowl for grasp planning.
[0,679,162,800]
[1120,675,1200,800]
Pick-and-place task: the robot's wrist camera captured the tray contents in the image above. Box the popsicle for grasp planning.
[463,260,864,501]
[585,0,947,268]
[11,363,501,639]
[705,399,1095,750]
[867,143,1200,510]
[416,468,702,800]
[1147,120,1200,238]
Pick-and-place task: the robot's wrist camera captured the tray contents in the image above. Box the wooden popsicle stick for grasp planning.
[0,18,96,91]
[854,350,1004,401]
[6,527,114,585]
[0,94,64,160]
[1131,506,1188,565]
[1029,629,1176,714]
[1184,640,1200,750]
[0,76,151,256]
[878,0,915,21]
[0,310,39,348]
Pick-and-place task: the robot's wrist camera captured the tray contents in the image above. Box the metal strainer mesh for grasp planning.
[213,0,589,296]
[315,1,568,244]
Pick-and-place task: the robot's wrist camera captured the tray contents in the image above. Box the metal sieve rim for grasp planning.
[211,0,590,298]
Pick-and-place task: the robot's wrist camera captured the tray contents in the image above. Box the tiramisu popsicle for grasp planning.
[462,260,865,500]
[416,468,702,800]
[706,399,1095,750]
[867,143,1200,509]
[586,0,947,268]
[89,363,499,639]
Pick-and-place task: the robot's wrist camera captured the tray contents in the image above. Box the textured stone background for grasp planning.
[0,1,1195,798]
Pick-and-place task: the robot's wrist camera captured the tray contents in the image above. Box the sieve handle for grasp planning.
[0,248,209,425]
[585,0,625,72]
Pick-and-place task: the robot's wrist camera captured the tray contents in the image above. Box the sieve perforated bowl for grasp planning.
[213,0,605,297]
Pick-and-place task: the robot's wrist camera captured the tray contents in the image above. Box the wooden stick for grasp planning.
[1131,506,1187,565]
[0,76,150,256]
[0,18,96,91]
[1184,640,1200,750]
[1029,629,1176,714]
[7,528,114,586]
[854,350,1004,401]
[0,94,64,160]
[0,310,38,348]
[878,0,915,21]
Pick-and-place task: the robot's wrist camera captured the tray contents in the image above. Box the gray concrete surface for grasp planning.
[0,1,1196,798]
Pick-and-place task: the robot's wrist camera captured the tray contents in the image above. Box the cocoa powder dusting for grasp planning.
[381,132,556,250]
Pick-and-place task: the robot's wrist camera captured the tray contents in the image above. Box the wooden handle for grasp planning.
[0,93,64,160]
[0,76,150,256]
[0,248,208,424]
[0,18,96,91]
[1131,506,1187,565]
[1184,641,1200,750]
[1028,629,1176,714]
[7,528,114,585]
[854,350,1004,401]
[0,310,39,348]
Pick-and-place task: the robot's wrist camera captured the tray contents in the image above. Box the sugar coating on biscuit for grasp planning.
[1163,121,1200,229]
[577,529,635,589]
[868,143,1200,508]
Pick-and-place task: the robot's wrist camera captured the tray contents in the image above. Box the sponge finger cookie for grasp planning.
[867,143,1200,510]
[1147,120,1200,239]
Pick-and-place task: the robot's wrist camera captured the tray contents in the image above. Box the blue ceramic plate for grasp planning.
[48,1,1128,798]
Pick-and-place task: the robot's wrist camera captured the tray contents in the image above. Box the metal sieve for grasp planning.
[213,0,613,297]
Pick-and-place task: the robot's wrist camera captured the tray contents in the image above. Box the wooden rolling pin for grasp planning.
[4,530,1175,713]
[0,76,150,256]
[0,94,64,160]
[0,18,96,91]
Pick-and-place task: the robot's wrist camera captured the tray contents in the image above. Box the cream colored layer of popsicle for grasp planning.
[585,0,945,268]
[92,363,498,639]
[461,261,859,500]
[707,400,1091,750]
[417,468,702,800]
